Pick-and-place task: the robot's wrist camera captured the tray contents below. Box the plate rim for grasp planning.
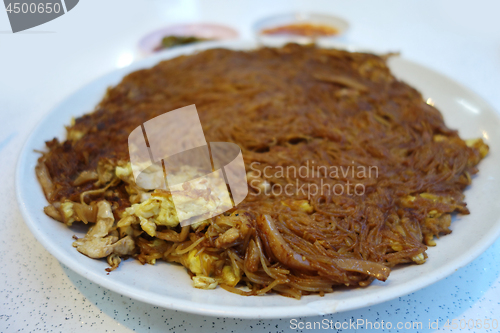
[15,39,500,319]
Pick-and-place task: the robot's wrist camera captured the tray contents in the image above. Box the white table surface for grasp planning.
[1,0,499,332]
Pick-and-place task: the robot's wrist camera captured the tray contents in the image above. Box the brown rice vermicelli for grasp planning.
[36,44,488,298]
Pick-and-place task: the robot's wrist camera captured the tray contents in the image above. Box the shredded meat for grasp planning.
[72,201,135,259]
[36,44,488,298]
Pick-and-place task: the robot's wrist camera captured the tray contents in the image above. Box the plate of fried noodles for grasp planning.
[16,40,500,318]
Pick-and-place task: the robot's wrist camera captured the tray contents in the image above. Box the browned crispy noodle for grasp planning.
[36,44,488,298]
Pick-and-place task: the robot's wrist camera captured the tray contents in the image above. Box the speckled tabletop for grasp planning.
[2,0,500,332]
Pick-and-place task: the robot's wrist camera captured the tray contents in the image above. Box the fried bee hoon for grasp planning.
[36,44,488,298]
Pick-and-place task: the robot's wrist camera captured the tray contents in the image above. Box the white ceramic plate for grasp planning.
[16,40,500,319]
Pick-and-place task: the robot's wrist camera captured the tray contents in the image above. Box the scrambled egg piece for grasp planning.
[124,193,180,236]
[411,253,426,264]
[179,249,242,289]
[221,265,240,287]
[67,125,86,141]
[433,134,447,142]
[139,216,157,237]
[389,239,403,252]
[190,219,210,230]
[424,234,437,246]
[465,138,489,159]
[182,250,218,289]
[191,265,241,289]
[115,163,133,182]
[183,249,208,275]
[400,195,416,208]
[281,200,313,213]
[192,276,218,289]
